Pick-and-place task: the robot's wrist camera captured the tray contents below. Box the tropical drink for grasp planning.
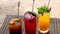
[38,13,50,33]
[37,6,51,33]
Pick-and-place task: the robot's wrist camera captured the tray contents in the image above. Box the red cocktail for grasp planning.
[24,11,36,34]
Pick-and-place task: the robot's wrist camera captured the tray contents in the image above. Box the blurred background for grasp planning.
[0,0,60,27]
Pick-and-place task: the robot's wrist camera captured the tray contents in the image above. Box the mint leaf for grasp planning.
[37,6,49,14]
[37,7,43,14]
[43,6,49,12]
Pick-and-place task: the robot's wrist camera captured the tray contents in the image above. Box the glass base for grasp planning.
[38,29,49,33]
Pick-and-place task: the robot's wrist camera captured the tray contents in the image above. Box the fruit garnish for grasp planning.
[9,19,15,25]
[9,18,20,25]
[13,18,20,21]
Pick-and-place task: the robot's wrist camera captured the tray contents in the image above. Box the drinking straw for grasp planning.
[17,1,21,18]
[47,0,50,7]
[32,0,35,12]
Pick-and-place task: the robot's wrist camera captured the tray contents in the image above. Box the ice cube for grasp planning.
[25,13,34,19]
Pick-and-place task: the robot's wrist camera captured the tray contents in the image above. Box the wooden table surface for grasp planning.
[0,15,60,34]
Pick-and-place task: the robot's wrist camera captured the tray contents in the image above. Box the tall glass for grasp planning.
[38,12,50,33]
[24,11,36,34]
[9,18,22,34]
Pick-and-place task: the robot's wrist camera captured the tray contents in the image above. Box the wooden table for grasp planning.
[0,15,60,34]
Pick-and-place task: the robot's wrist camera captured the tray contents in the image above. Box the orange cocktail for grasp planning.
[37,6,51,33]
[38,13,50,33]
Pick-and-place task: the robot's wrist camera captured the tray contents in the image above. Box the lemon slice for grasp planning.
[9,18,21,25]
[13,18,21,21]
[9,19,14,25]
